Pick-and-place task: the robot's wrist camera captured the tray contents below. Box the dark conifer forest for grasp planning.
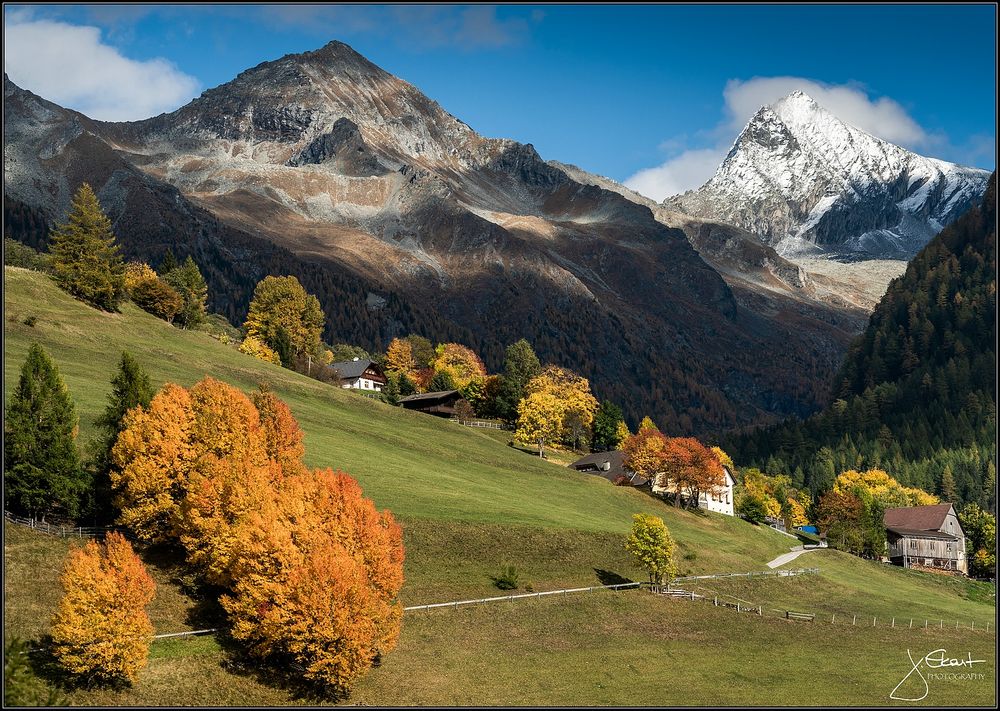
[728,174,996,511]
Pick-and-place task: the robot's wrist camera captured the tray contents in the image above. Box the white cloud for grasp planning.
[625,76,938,202]
[624,148,725,202]
[722,77,928,147]
[3,17,200,121]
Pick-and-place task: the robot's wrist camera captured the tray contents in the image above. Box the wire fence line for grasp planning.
[671,567,819,583]
[661,581,995,634]
[4,511,112,538]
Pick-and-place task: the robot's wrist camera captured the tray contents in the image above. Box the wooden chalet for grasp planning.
[884,503,968,575]
[399,390,464,418]
[328,358,386,392]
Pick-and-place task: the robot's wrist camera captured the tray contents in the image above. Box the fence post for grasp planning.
[832,614,835,624]
[925,620,928,629]
[940,620,943,629]
[873,616,877,627]
[853,615,856,626]
[971,621,974,631]
[956,620,960,630]
[892,618,895,628]
[909,619,913,629]
[78,527,82,538]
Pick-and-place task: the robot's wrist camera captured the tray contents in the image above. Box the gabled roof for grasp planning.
[328,358,380,380]
[883,503,955,532]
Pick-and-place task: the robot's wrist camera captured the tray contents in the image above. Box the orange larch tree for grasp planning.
[50,531,156,685]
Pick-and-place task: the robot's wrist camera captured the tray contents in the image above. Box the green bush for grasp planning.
[3,237,51,273]
[493,565,520,590]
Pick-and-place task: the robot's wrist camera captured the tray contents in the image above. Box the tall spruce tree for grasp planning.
[163,256,208,329]
[48,183,126,311]
[496,339,541,423]
[591,400,626,452]
[89,352,154,523]
[4,344,86,519]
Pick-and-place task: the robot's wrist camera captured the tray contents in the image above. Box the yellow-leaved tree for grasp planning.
[625,513,677,586]
[515,391,565,457]
[431,343,487,389]
[240,335,282,366]
[520,366,598,449]
[385,338,416,378]
[50,532,155,685]
[834,468,939,509]
[242,275,325,366]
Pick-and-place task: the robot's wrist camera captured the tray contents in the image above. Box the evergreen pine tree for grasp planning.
[4,344,86,519]
[940,465,958,503]
[89,352,154,523]
[591,400,625,452]
[429,370,456,392]
[48,183,126,311]
[163,256,208,329]
[158,248,178,274]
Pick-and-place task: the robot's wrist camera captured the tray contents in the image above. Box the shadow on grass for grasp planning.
[593,569,634,587]
[27,635,133,697]
[214,631,356,704]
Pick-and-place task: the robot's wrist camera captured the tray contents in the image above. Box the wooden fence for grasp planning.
[451,418,509,430]
[404,581,641,611]
[4,511,110,538]
[671,567,819,583]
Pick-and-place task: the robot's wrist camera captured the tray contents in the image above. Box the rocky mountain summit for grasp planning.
[666,91,990,260]
[5,44,865,434]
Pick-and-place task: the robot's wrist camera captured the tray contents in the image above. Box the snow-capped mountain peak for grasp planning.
[668,91,991,259]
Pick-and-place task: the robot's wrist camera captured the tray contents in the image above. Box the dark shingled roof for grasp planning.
[328,358,377,380]
[568,450,649,487]
[398,390,460,403]
[883,503,955,532]
[886,526,959,541]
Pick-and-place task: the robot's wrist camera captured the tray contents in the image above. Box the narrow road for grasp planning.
[766,546,817,569]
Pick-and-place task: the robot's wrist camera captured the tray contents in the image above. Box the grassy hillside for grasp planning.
[3,267,995,706]
[3,266,792,583]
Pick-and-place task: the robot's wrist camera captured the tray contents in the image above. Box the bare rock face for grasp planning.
[4,48,866,434]
[287,117,387,177]
[666,91,991,260]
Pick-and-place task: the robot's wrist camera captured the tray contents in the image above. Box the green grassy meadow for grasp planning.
[3,267,996,706]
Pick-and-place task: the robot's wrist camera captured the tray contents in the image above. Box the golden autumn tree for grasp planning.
[111,383,195,543]
[834,468,938,509]
[384,338,416,378]
[223,468,405,696]
[514,391,565,457]
[431,343,487,390]
[50,532,155,685]
[240,336,282,366]
[175,378,273,586]
[242,275,325,367]
[252,387,306,474]
[522,366,599,448]
[621,425,668,482]
[625,513,677,586]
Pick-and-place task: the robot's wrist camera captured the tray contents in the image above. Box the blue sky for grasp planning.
[4,4,996,199]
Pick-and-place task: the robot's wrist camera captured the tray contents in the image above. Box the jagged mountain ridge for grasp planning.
[666,91,991,259]
[5,42,857,434]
